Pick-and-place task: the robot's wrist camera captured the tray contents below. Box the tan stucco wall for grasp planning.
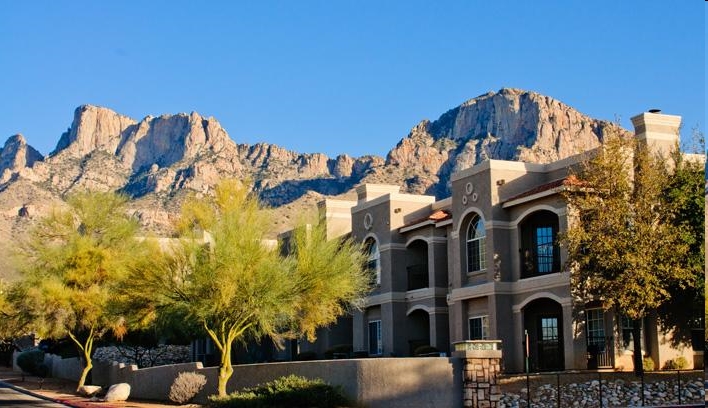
[91,357,463,408]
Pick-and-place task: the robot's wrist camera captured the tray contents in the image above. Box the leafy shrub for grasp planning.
[413,345,439,356]
[208,375,351,408]
[662,356,688,370]
[642,357,654,371]
[16,348,48,377]
[169,371,207,404]
[324,344,352,359]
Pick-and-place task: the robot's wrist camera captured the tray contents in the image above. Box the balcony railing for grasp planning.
[519,247,560,279]
[586,336,615,368]
[406,264,428,290]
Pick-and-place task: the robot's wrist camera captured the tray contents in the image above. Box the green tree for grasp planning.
[0,279,19,339]
[561,135,700,374]
[656,147,705,348]
[11,191,145,390]
[126,180,370,397]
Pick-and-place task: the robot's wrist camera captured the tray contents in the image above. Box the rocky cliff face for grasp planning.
[0,134,43,182]
[381,88,625,196]
[0,88,626,247]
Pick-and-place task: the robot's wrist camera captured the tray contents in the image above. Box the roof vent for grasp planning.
[648,109,661,113]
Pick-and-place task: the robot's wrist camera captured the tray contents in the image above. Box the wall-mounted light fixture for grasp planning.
[496,179,506,186]
[393,208,402,213]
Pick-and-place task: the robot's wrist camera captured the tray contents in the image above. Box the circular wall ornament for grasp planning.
[465,182,474,195]
[461,195,468,205]
[471,192,478,202]
[363,213,373,230]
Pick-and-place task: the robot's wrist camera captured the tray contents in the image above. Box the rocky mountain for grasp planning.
[0,88,625,260]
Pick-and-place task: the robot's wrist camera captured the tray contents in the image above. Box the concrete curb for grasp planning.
[0,380,78,407]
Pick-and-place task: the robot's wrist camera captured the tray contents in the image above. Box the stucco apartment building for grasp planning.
[306,111,703,372]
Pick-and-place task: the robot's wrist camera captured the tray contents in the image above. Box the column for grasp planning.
[453,341,503,408]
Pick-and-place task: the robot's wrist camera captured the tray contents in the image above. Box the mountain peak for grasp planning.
[0,133,44,178]
[52,105,137,157]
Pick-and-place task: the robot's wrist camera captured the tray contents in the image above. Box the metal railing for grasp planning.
[519,247,560,278]
[586,336,616,368]
[406,264,428,290]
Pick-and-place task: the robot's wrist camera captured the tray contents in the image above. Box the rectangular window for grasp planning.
[368,320,382,355]
[586,309,605,349]
[467,239,486,272]
[620,316,643,351]
[468,316,489,340]
[536,227,554,274]
[540,317,559,341]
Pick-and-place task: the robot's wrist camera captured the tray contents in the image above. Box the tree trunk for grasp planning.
[632,319,644,376]
[217,341,234,397]
[76,352,93,391]
[69,330,95,392]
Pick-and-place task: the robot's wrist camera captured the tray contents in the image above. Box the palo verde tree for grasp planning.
[125,180,370,397]
[11,191,145,390]
[562,134,702,374]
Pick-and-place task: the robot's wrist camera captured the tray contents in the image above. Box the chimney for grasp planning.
[630,110,681,158]
[317,199,356,239]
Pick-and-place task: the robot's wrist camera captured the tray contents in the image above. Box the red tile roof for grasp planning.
[504,176,583,203]
[399,209,452,231]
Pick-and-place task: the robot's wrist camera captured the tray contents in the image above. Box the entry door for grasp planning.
[537,316,563,371]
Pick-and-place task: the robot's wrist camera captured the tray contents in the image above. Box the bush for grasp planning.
[413,345,439,356]
[208,375,352,408]
[662,356,688,370]
[16,348,48,377]
[324,344,352,359]
[642,357,654,371]
[169,371,207,404]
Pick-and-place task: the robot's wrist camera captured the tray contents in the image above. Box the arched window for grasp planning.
[519,210,560,278]
[466,214,486,272]
[366,238,381,285]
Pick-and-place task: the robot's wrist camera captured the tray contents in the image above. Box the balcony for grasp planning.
[406,264,429,291]
[519,246,560,279]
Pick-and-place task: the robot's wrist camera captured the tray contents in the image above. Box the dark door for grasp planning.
[537,316,564,371]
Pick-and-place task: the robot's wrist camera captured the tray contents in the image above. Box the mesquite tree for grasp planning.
[562,134,702,374]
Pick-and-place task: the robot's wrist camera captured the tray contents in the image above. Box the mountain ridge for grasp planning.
[0,88,627,247]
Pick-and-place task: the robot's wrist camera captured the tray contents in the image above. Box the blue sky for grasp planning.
[0,1,704,158]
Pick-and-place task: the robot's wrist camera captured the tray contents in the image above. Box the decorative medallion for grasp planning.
[465,182,474,195]
[461,195,468,205]
[363,213,373,230]
[471,192,478,202]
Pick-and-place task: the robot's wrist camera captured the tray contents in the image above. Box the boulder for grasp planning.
[104,383,131,402]
[77,385,102,397]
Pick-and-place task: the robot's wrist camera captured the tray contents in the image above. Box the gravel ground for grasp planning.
[498,371,705,408]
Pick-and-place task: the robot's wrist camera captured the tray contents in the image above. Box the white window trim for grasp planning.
[468,315,489,340]
[367,239,381,285]
[585,308,605,345]
[466,215,487,273]
[368,320,383,356]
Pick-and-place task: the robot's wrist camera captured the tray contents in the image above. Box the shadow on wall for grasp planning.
[90,357,462,408]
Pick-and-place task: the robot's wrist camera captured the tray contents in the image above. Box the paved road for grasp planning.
[0,383,69,407]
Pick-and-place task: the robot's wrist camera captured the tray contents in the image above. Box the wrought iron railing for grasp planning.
[586,336,615,368]
[406,264,428,290]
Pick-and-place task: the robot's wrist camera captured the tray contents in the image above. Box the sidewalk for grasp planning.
[0,366,197,408]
